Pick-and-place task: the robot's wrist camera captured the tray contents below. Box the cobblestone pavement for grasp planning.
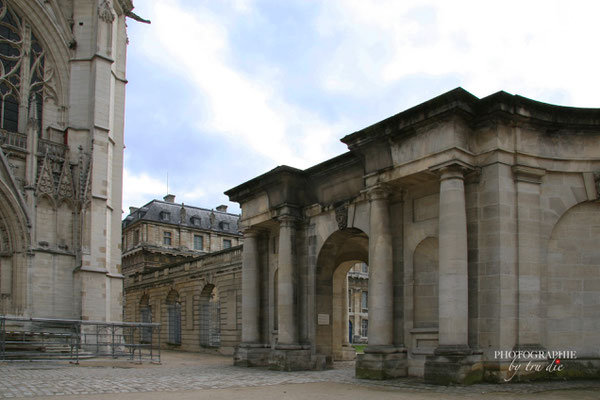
[1,351,599,398]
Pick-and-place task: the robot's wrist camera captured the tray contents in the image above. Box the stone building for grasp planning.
[122,196,243,353]
[226,88,600,384]
[0,0,136,321]
[348,262,368,344]
[121,195,242,276]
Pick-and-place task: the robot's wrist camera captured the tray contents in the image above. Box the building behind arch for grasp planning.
[0,0,136,321]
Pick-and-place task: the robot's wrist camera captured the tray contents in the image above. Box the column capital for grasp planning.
[429,159,474,181]
[278,215,299,228]
[241,227,263,238]
[366,183,392,201]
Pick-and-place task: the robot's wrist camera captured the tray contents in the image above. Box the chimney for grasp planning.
[216,204,228,212]
[129,206,139,214]
[163,194,176,203]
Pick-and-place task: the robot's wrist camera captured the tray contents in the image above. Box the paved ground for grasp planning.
[1,351,599,399]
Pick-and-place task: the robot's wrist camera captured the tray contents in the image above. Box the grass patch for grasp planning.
[353,344,366,354]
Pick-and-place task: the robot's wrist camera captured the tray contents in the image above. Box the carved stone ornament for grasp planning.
[36,154,54,196]
[56,159,74,200]
[98,0,115,23]
[334,204,348,230]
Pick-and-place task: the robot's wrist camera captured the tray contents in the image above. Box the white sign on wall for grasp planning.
[317,313,330,325]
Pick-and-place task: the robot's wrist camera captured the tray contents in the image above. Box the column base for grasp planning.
[333,345,356,361]
[233,343,270,367]
[355,346,407,380]
[269,349,318,371]
[424,345,483,385]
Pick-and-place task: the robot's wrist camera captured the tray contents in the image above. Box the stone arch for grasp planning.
[315,228,368,363]
[199,283,221,348]
[413,237,439,329]
[165,289,181,345]
[8,0,71,119]
[0,162,30,314]
[545,201,600,353]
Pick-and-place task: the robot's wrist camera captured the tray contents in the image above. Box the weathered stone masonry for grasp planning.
[225,88,600,384]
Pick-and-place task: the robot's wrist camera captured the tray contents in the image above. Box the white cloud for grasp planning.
[122,168,167,211]
[137,0,348,169]
[316,0,600,106]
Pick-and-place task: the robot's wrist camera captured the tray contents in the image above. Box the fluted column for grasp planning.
[277,216,298,346]
[367,185,394,347]
[241,228,261,344]
[438,165,469,347]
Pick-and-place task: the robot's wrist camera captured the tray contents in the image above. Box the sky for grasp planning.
[122,0,600,215]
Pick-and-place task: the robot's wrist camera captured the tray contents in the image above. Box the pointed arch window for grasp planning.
[0,1,48,133]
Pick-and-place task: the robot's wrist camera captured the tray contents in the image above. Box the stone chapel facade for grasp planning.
[226,88,600,384]
[0,0,135,322]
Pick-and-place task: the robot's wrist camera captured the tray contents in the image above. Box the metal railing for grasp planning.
[0,316,161,364]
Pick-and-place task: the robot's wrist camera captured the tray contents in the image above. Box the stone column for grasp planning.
[513,166,545,348]
[356,184,406,379]
[269,215,312,371]
[234,227,269,367]
[277,216,298,346]
[241,228,261,344]
[437,165,469,347]
[425,162,481,385]
[367,185,394,347]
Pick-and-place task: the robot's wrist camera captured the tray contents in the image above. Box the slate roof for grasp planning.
[122,199,241,236]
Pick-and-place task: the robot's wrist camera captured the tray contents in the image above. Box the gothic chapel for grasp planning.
[0,0,134,321]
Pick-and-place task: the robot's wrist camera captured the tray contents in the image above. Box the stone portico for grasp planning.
[225,88,600,383]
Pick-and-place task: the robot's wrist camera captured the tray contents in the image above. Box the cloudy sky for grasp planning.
[122,0,600,215]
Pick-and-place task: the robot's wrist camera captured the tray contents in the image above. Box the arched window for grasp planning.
[0,1,47,132]
[139,295,152,343]
[166,289,181,345]
[199,284,220,347]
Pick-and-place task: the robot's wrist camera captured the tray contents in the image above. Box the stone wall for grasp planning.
[124,246,242,354]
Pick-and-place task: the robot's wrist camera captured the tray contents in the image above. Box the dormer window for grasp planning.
[219,222,230,230]
[160,211,171,221]
[190,216,201,226]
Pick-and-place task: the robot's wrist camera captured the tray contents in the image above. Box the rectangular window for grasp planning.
[348,290,353,312]
[361,291,368,312]
[194,235,203,250]
[163,231,172,246]
[223,239,232,249]
[133,229,139,245]
[361,319,368,337]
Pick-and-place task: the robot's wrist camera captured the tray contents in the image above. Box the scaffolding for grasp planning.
[0,316,161,364]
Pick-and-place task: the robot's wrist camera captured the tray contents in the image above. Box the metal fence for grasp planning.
[0,316,161,364]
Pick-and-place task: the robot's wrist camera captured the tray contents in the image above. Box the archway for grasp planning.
[166,289,181,345]
[315,228,368,363]
[199,284,221,348]
[139,294,152,343]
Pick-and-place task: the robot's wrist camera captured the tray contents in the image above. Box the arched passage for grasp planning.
[166,289,181,345]
[199,284,221,348]
[139,294,152,343]
[315,228,368,363]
